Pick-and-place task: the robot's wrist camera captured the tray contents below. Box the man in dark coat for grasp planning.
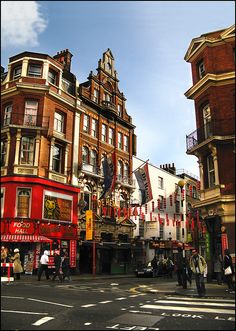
[175,246,187,289]
[52,251,63,282]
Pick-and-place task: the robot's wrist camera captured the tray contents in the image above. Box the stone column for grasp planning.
[5,132,11,166]
[49,137,55,171]
[210,145,220,186]
[14,129,21,165]
[21,59,29,77]
[34,131,41,167]
[64,144,69,175]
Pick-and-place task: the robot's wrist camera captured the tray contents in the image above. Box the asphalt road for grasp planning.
[1,277,235,330]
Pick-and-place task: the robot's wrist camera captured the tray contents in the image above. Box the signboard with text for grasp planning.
[39,223,77,239]
[86,210,93,240]
[43,190,72,222]
[9,221,35,235]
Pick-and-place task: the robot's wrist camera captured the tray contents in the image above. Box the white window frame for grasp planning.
[117,160,123,180]
[158,176,164,189]
[20,137,35,165]
[24,100,38,126]
[118,132,123,149]
[91,118,97,138]
[108,127,114,145]
[52,144,63,173]
[1,140,7,166]
[117,104,122,117]
[83,114,89,133]
[124,135,128,152]
[4,104,12,126]
[90,150,97,167]
[158,195,164,210]
[93,89,99,103]
[13,65,22,79]
[16,188,32,218]
[54,111,64,133]
[82,146,89,164]
[101,124,107,142]
[198,60,205,79]
[48,69,57,85]
[27,63,42,77]
[207,155,215,188]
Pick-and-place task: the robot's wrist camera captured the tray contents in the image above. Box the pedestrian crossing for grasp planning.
[140,295,235,317]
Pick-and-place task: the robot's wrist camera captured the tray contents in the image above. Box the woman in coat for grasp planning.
[11,248,23,280]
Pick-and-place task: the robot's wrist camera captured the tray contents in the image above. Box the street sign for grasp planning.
[86,210,93,240]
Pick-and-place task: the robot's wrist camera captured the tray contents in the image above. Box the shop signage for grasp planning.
[221,233,228,256]
[85,210,93,240]
[70,240,77,268]
[39,223,77,239]
[9,221,35,235]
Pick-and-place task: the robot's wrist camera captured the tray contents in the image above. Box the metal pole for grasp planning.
[92,200,96,277]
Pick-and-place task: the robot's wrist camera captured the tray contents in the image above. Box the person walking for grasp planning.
[151,255,159,278]
[1,246,8,276]
[223,249,235,293]
[52,251,63,282]
[213,253,223,285]
[166,256,174,278]
[190,249,207,297]
[61,252,71,282]
[11,248,23,280]
[38,250,50,281]
[175,246,187,289]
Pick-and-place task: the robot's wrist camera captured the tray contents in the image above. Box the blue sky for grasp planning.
[1,1,235,177]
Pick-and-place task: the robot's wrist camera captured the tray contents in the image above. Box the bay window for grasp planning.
[20,137,35,165]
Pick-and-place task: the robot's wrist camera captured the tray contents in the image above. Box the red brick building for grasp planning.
[1,50,81,273]
[184,24,235,275]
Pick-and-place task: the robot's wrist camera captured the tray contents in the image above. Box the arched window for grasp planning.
[100,153,106,176]
[124,163,129,182]
[82,146,89,164]
[17,188,31,218]
[90,150,97,171]
[202,104,212,139]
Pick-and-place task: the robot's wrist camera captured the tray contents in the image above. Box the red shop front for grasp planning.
[1,220,78,274]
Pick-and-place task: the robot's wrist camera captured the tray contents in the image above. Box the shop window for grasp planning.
[20,137,35,165]
[17,188,31,218]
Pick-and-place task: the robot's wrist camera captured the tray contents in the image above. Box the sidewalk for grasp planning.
[2,273,235,299]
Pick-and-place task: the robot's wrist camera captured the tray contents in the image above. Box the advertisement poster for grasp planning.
[24,251,34,274]
[43,190,72,222]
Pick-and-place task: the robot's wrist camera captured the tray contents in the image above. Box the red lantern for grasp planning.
[166,213,169,226]
[189,185,193,198]
[157,199,160,210]
[152,201,155,212]
[163,197,166,209]
[145,204,148,214]
[150,212,152,221]
[197,181,201,191]
[181,189,185,201]
[169,194,173,206]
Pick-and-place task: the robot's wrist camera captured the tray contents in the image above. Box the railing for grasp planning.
[1,113,49,129]
[186,119,235,152]
[102,101,117,112]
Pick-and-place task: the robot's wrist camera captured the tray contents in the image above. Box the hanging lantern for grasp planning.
[169,194,173,206]
[189,185,193,198]
[150,212,152,221]
[163,197,166,209]
[197,181,201,191]
[152,201,155,212]
[145,204,148,214]
[157,199,160,210]
[181,189,185,201]
[139,205,142,215]
[166,213,169,226]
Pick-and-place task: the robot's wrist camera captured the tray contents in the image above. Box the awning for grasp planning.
[1,234,52,242]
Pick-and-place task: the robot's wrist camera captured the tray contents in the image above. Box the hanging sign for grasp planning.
[86,210,93,240]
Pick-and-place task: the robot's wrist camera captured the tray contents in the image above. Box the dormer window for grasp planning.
[13,65,22,79]
[197,60,205,79]
[28,63,42,77]
[48,69,57,85]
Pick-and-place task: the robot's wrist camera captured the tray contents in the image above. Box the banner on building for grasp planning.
[99,152,116,200]
[134,163,153,204]
[86,210,93,240]
[43,190,72,222]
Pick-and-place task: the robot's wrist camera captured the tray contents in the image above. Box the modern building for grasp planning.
[1,50,81,273]
[184,24,235,277]
[77,49,137,274]
[130,157,200,266]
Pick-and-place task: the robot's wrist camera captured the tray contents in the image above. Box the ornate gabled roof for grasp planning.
[184,24,235,62]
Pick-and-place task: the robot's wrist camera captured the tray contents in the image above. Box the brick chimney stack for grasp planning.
[160,163,176,175]
[53,49,73,72]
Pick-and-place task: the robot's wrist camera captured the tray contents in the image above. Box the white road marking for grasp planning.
[84,322,92,325]
[110,283,119,286]
[27,298,73,308]
[141,304,235,315]
[1,310,48,315]
[2,296,24,299]
[115,297,126,300]
[155,300,235,307]
[81,304,96,307]
[99,300,113,304]
[167,296,235,303]
[32,317,55,326]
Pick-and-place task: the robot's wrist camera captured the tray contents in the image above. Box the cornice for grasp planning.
[184,71,235,99]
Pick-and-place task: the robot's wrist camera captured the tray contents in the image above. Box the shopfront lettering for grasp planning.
[39,224,76,239]
[9,221,35,235]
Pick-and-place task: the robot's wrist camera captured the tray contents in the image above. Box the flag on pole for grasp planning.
[134,163,153,205]
[99,152,116,199]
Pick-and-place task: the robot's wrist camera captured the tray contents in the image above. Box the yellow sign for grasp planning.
[86,210,93,240]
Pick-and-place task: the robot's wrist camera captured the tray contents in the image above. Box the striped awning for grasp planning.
[1,234,52,242]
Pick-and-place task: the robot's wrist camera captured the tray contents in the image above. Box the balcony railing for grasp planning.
[1,113,49,129]
[102,101,117,113]
[186,119,235,152]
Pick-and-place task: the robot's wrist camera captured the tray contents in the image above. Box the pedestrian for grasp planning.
[175,245,187,289]
[38,250,50,281]
[11,248,23,280]
[166,256,174,278]
[189,249,207,297]
[151,255,159,278]
[52,251,63,282]
[213,253,223,285]
[1,246,8,276]
[223,249,235,293]
[61,252,71,281]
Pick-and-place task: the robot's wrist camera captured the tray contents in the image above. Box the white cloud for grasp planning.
[1,1,47,48]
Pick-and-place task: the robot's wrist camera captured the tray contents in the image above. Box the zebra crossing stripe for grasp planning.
[154,300,235,307]
[141,304,235,315]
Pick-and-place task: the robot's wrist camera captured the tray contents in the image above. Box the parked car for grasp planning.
[135,262,153,277]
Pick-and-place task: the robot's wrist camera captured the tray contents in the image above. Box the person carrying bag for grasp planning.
[223,249,234,293]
